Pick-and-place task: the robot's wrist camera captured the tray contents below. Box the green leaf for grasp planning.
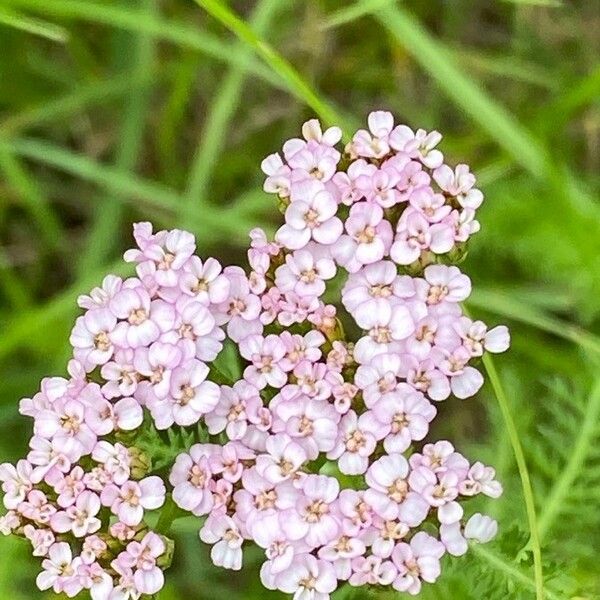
[0,5,68,42]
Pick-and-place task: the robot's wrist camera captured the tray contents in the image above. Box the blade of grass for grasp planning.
[157,54,201,186]
[181,0,283,221]
[77,0,157,275]
[536,378,600,541]
[0,149,65,252]
[0,5,68,42]
[2,0,280,88]
[501,0,562,6]
[468,288,600,355]
[376,3,549,178]
[321,0,396,30]
[534,65,600,137]
[192,0,357,135]
[0,73,157,136]
[0,137,265,240]
[0,249,32,309]
[480,350,545,600]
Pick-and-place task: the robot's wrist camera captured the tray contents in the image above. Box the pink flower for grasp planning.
[256,434,307,484]
[170,445,215,516]
[391,209,455,265]
[464,513,498,543]
[455,318,510,356]
[251,513,299,576]
[353,302,415,364]
[133,341,182,399]
[368,389,436,453]
[0,460,34,509]
[70,309,116,369]
[53,466,86,507]
[218,266,262,343]
[282,475,340,548]
[417,265,471,305]
[459,462,503,498]
[409,467,463,524]
[349,110,395,159]
[333,159,376,205]
[433,164,483,209]
[91,442,131,485]
[279,331,325,372]
[51,491,101,538]
[200,514,244,571]
[286,142,340,183]
[437,346,484,399]
[85,396,143,435]
[205,381,262,440]
[150,359,219,428]
[332,202,393,272]
[77,562,112,599]
[101,476,165,526]
[179,256,230,304]
[18,489,56,524]
[34,399,96,456]
[240,334,287,390]
[391,532,445,594]
[100,350,137,398]
[118,531,166,595]
[342,261,411,317]
[365,454,430,527]
[389,125,444,168]
[276,180,342,249]
[327,411,381,475]
[350,555,397,586]
[354,353,404,407]
[36,542,83,597]
[272,398,339,459]
[275,249,336,298]
[77,274,122,310]
[0,511,20,535]
[124,224,196,288]
[275,554,337,599]
[23,524,55,556]
[110,288,173,348]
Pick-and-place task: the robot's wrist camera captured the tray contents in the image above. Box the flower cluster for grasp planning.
[167,112,509,597]
[0,224,234,598]
[0,111,509,599]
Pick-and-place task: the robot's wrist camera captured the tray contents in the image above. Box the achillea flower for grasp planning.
[1,112,509,600]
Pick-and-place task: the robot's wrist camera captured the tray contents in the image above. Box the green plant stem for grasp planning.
[481,351,545,600]
[471,545,563,600]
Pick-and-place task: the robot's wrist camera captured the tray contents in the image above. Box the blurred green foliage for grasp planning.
[0,0,599,598]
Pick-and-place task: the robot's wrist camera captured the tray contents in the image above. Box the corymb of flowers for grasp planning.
[0,111,510,599]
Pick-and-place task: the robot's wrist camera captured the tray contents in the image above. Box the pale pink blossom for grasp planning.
[51,491,101,538]
[276,180,342,250]
[391,532,445,594]
[200,514,244,571]
[101,476,165,526]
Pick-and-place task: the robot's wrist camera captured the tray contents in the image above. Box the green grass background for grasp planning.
[0,0,599,598]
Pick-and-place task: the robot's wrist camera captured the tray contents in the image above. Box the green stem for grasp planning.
[481,351,545,600]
